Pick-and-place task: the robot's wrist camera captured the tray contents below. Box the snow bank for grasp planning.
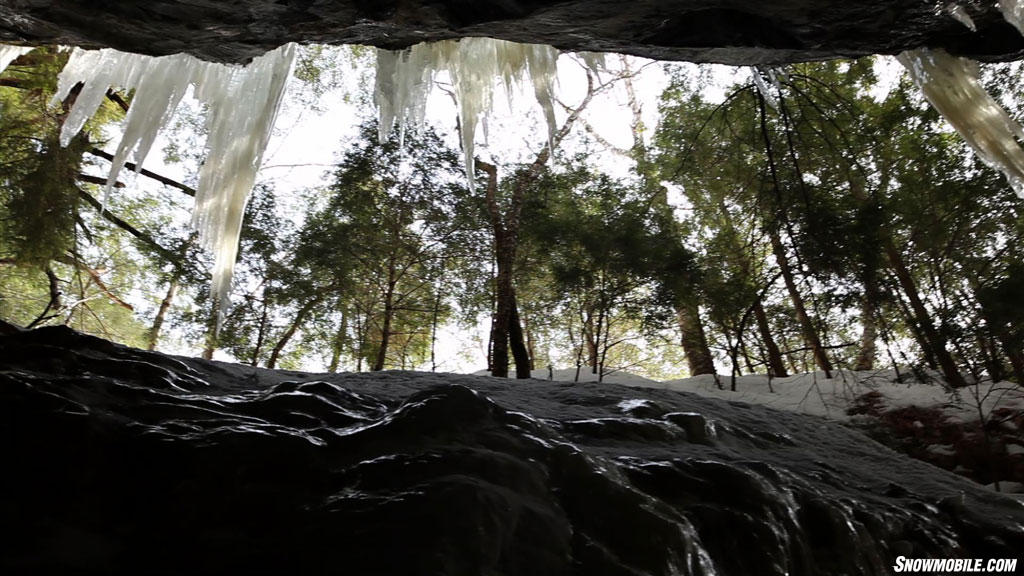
[480,364,1024,428]
[636,369,1024,423]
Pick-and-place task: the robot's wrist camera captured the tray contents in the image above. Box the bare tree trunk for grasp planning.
[521,310,537,371]
[250,298,269,366]
[328,311,347,373]
[753,300,788,377]
[201,301,217,360]
[479,160,529,378]
[146,276,178,351]
[430,288,441,372]
[267,296,321,369]
[768,228,833,377]
[478,70,602,379]
[758,91,832,378]
[591,302,607,374]
[373,259,398,372]
[509,292,532,378]
[677,300,716,375]
[1002,338,1024,383]
[885,242,965,387]
[854,270,879,371]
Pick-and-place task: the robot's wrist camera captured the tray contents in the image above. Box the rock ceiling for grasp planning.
[2,0,1024,65]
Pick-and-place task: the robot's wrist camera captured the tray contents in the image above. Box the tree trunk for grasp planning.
[753,300,788,377]
[146,276,178,351]
[757,91,832,378]
[250,298,270,366]
[1002,338,1024,383]
[582,307,599,371]
[768,228,833,377]
[373,259,398,372]
[521,310,537,371]
[477,72,601,379]
[201,301,217,360]
[677,300,716,375]
[328,311,347,373]
[509,292,532,378]
[267,296,321,369]
[884,242,966,387]
[480,160,530,379]
[430,287,441,372]
[854,269,879,371]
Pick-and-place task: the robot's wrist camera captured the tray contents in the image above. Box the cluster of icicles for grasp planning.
[0,39,562,326]
[1,1,1024,321]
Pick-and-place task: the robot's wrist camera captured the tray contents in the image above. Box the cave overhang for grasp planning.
[2,0,1024,65]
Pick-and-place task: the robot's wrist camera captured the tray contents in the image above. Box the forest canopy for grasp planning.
[0,45,1022,386]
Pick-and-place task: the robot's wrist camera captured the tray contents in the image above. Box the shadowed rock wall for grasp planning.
[2,327,1023,575]
[2,0,1024,64]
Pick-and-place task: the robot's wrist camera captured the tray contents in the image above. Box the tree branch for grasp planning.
[87,148,196,197]
[76,187,180,264]
[78,173,125,189]
[59,253,134,311]
[105,89,130,112]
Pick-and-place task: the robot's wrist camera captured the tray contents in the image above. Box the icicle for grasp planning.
[998,0,1024,35]
[193,44,296,328]
[0,44,32,74]
[53,44,297,325]
[897,48,1024,197]
[751,66,779,110]
[374,38,560,187]
[944,3,976,32]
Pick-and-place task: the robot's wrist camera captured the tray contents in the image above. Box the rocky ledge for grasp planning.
[1,326,1022,575]
[2,0,1024,65]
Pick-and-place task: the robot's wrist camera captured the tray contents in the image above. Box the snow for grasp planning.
[51,44,297,324]
[897,48,1024,198]
[478,366,1024,427]
[0,44,31,74]
[374,38,559,186]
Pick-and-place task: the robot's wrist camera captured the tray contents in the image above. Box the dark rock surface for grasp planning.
[2,0,1024,65]
[2,326,1023,575]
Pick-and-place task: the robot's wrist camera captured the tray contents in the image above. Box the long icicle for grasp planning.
[897,48,1024,198]
[0,44,32,75]
[52,44,297,328]
[374,38,560,188]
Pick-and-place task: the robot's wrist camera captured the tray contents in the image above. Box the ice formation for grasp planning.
[374,38,559,185]
[0,44,32,74]
[944,3,976,31]
[999,0,1024,34]
[750,67,780,110]
[51,44,297,324]
[898,48,1024,197]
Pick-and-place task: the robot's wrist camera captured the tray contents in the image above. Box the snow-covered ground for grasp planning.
[481,366,1024,492]
[637,369,1024,423]
[482,366,1024,423]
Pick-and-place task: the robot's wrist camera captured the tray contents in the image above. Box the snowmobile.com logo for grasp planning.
[892,556,1018,573]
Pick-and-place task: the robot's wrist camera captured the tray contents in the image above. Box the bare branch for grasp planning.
[76,187,180,264]
[87,148,196,197]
